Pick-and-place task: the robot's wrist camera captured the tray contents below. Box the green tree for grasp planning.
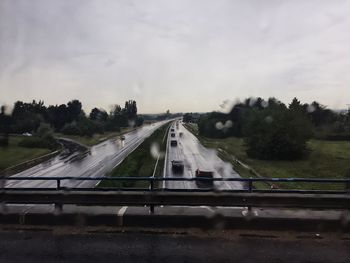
[89,108,108,121]
[243,105,313,160]
[67,100,82,122]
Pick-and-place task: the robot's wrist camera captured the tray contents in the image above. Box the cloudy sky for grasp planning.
[1,0,350,113]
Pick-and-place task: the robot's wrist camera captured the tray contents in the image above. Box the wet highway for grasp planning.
[5,121,168,189]
[164,121,244,190]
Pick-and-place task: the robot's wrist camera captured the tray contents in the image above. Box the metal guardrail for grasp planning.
[0,176,349,213]
[1,176,349,192]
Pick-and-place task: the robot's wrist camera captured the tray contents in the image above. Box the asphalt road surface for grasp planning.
[5,121,167,189]
[164,121,244,190]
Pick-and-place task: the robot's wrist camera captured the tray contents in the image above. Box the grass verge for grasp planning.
[0,136,51,171]
[184,124,350,190]
[97,123,170,189]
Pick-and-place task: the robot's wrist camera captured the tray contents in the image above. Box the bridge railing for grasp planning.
[1,176,349,194]
[0,176,349,214]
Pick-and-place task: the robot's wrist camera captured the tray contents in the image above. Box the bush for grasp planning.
[243,108,313,160]
[36,122,54,137]
[324,133,350,141]
[61,122,81,135]
[61,118,102,137]
[136,116,144,127]
[18,135,58,150]
[104,121,121,132]
[314,132,350,141]
[198,113,232,138]
[0,134,9,147]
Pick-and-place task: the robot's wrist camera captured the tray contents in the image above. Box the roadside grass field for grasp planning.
[97,123,170,189]
[0,136,51,171]
[54,127,135,147]
[184,124,350,190]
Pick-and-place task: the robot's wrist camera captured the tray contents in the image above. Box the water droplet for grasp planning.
[150,142,160,159]
[225,120,233,128]
[215,122,224,130]
[265,116,273,123]
[132,82,142,95]
[219,100,237,113]
[261,100,269,108]
[307,104,316,113]
[128,120,136,127]
[249,97,257,107]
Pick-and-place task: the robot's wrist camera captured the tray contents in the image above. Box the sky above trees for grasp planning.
[1,0,350,113]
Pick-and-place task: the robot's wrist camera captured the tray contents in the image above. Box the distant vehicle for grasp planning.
[170,140,178,147]
[171,160,184,174]
[195,169,214,188]
[170,133,175,137]
[22,132,32,137]
[170,128,175,132]
[120,135,125,140]
[179,132,183,137]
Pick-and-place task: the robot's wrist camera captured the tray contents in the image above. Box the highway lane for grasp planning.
[5,121,168,189]
[164,121,244,190]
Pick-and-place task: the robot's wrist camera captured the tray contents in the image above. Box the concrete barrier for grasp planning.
[0,205,349,232]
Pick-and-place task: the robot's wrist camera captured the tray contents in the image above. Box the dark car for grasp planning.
[170,140,178,147]
[195,169,214,188]
[171,133,175,137]
[171,160,184,174]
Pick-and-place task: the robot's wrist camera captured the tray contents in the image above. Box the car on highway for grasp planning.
[195,169,214,188]
[171,160,184,174]
[170,140,178,147]
[170,133,175,137]
[170,128,175,132]
[179,132,183,137]
[120,135,125,140]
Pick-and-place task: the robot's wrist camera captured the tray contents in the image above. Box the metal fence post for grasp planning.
[150,178,154,214]
[247,177,253,213]
[55,179,62,212]
[248,177,253,193]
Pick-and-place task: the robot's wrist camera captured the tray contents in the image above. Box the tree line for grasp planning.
[0,99,144,148]
[184,97,350,160]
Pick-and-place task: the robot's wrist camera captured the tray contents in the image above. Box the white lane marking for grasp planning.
[117,206,128,226]
[151,153,160,178]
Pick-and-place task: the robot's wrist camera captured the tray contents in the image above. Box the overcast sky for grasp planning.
[1,0,350,113]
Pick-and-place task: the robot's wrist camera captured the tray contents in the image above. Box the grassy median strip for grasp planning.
[97,123,170,189]
[184,124,350,190]
[0,136,51,171]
